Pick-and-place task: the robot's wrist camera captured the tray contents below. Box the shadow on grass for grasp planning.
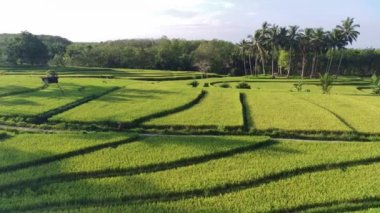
[0,139,277,193]
[269,196,380,213]
[5,154,380,212]
[0,136,139,174]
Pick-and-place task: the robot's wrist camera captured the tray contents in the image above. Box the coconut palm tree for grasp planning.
[326,29,345,73]
[286,25,300,77]
[250,23,270,76]
[268,24,280,77]
[238,40,248,75]
[309,28,326,78]
[245,41,254,76]
[247,34,260,76]
[298,28,313,78]
[336,17,360,74]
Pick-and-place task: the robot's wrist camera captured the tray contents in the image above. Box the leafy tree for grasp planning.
[278,49,290,73]
[194,40,235,76]
[6,31,49,65]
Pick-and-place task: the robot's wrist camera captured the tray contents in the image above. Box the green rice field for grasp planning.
[0,67,379,212]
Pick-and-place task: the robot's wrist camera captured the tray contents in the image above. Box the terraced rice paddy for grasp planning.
[0,68,380,212]
[0,134,379,212]
[51,81,202,124]
[145,88,243,128]
[0,75,43,96]
[0,78,115,117]
[244,91,351,132]
[299,93,380,133]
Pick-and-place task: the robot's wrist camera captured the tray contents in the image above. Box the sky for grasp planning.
[1,0,379,48]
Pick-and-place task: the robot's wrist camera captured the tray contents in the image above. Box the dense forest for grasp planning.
[1,18,379,77]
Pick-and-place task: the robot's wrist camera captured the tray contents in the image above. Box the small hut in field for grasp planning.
[42,70,59,84]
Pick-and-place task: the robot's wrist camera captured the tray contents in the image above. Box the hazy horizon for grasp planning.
[1,0,379,48]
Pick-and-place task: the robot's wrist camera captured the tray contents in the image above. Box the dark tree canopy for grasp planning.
[6,31,49,65]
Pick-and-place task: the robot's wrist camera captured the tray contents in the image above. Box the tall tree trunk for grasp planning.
[337,50,343,75]
[271,57,275,77]
[301,54,306,79]
[262,58,266,75]
[248,53,253,76]
[260,50,266,75]
[327,52,334,73]
[242,54,247,76]
[310,52,317,78]
[254,57,258,76]
[287,47,292,78]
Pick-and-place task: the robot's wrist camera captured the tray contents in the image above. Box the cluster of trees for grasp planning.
[3,32,70,66]
[60,38,237,75]
[1,19,380,77]
[239,17,375,78]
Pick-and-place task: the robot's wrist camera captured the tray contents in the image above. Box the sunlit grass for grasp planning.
[146,88,243,127]
[0,78,115,116]
[299,93,380,133]
[51,81,201,123]
[0,75,43,96]
[245,91,350,131]
[1,136,379,211]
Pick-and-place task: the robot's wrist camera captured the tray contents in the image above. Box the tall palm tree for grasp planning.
[309,28,326,78]
[239,40,248,75]
[246,41,254,76]
[286,25,300,78]
[248,34,260,76]
[268,24,280,77]
[298,28,313,78]
[336,17,360,74]
[251,23,270,76]
[326,29,345,73]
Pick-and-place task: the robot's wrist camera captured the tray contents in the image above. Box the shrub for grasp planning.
[219,83,230,88]
[236,82,251,89]
[203,83,209,87]
[188,80,199,87]
[371,73,380,94]
[319,73,334,94]
[293,81,303,92]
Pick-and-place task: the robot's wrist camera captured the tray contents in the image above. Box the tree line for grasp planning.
[2,19,380,77]
[239,17,378,78]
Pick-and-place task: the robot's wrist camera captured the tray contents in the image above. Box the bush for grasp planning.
[293,81,303,92]
[236,82,251,89]
[188,80,199,87]
[203,83,209,87]
[219,83,230,88]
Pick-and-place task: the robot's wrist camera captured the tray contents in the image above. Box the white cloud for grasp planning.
[0,0,236,41]
[221,2,235,9]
